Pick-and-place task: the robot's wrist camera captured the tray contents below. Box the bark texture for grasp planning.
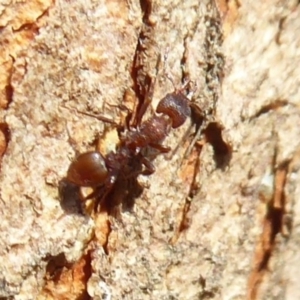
[0,0,299,299]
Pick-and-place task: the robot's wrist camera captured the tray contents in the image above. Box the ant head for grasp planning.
[156,91,191,128]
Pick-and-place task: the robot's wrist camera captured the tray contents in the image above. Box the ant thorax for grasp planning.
[138,114,172,144]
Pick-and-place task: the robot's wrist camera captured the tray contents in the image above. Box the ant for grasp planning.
[60,57,200,212]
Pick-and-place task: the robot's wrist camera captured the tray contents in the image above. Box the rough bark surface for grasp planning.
[0,0,299,299]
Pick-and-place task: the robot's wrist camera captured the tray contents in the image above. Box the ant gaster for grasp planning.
[62,61,196,210]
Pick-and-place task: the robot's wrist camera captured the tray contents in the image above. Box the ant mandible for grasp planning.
[60,56,197,211]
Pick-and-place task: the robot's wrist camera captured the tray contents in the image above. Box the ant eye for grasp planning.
[156,93,191,128]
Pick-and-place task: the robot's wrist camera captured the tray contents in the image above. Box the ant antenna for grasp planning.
[162,48,177,90]
[162,49,197,97]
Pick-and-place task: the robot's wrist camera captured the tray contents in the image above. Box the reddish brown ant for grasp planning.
[60,58,198,212]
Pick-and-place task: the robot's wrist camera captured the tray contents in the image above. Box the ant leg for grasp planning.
[61,104,119,126]
[149,143,171,154]
[82,171,118,212]
[113,104,133,130]
[65,123,81,156]
[74,110,118,126]
[124,156,155,178]
[165,123,194,160]
[181,125,204,163]
[104,102,134,131]
[134,54,161,127]
[140,156,155,175]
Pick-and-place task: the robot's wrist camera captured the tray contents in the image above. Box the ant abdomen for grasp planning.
[66,151,108,187]
[156,92,191,128]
